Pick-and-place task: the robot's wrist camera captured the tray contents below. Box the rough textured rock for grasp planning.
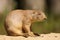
[0,33,60,40]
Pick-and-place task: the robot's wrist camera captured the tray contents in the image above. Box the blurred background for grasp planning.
[0,0,60,35]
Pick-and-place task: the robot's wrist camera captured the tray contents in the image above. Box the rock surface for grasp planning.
[0,33,60,40]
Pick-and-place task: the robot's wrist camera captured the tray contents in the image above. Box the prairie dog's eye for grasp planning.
[38,13,41,15]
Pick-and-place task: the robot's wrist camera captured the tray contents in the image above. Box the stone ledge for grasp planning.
[0,33,60,40]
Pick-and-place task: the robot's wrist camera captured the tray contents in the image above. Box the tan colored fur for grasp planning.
[5,10,47,37]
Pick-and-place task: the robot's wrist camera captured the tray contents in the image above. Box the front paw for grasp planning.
[28,32,36,37]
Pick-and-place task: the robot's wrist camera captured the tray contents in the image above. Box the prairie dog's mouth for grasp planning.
[38,19,47,22]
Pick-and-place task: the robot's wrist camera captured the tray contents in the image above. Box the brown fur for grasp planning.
[5,10,47,37]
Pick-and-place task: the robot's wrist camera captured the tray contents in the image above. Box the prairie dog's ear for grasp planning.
[32,11,35,16]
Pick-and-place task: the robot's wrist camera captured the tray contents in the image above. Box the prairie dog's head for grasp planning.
[32,11,47,22]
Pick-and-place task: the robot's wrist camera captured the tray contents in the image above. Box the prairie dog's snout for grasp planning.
[44,18,47,21]
[41,12,47,21]
[43,15,47,21]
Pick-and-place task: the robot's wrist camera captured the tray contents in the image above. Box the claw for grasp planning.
[34,33,40,36]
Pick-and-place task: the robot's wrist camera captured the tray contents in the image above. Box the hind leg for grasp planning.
[5,18,25,36]
[7,27,24,36]
[6,22,25,36]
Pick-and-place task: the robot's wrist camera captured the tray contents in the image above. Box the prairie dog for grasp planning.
[5,10,47,37]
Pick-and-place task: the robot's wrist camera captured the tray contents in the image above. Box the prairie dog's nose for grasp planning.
[44,17,47,21]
